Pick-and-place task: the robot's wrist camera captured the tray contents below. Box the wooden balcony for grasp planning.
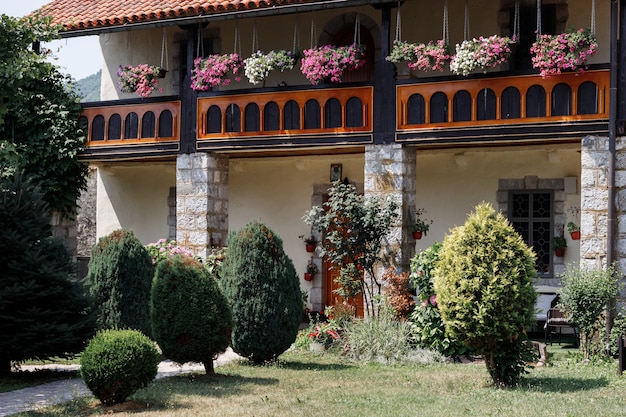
[196,86,373,150]
[396,70,609,145]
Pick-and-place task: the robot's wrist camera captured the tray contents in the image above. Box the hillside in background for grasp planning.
[75,70,101,102]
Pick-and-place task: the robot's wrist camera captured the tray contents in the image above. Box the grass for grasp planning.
[11,347,626,417]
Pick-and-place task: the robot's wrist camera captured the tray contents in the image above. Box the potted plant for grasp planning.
[304,258,318,281]
[116,64,166,98]
[450,35,514,76]
[300,43,365,85]
[299,233,317,252]
[387,39,450,72]
[244,49,297,85]
[412,208,432,240]
[306,318,340,351]
[567,222,580,241]
[530,28,597,78]
[553,234,567,257]
[190,53,244,90]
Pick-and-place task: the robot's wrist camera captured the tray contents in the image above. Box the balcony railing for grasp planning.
[396,70,609,131]
[197,86,373,141]
[80,100,181,146]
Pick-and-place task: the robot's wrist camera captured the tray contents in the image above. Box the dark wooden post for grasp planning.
[619,334,626,375]
[372,3,396,144]
[617,0,626,135]
[179,25,199,154]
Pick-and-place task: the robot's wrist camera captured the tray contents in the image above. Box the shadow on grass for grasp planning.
[273,359,356,372]
[524,376,609,392]
[0,370,80,393]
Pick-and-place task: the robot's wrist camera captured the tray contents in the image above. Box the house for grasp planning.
[36,0,624,313]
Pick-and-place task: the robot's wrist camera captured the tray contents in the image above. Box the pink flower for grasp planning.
[429,295,437,306]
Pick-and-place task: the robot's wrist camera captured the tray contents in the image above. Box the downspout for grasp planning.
[606,0,618,348]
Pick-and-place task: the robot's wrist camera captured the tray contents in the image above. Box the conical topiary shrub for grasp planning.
[221,220,302,363]
[85,229,153,336]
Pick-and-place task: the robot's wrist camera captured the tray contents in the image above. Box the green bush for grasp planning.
[221,220,302,363]
[151,255,232,374]
[85,229,154,336]
[0,172,94,375]
[80,329,160,405]
[409,243,469,357]
[609,311,626,357]
[433,203,537,387]
[558,264,620,359]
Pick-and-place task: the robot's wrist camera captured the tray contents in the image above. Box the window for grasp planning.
[509,191,553,277]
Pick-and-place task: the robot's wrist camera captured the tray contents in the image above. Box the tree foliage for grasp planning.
[303,181,399,317]
[85,229,154,337]
[151,255,232,374]
[221,220,302,363]
[0,13,87,216]
[558,264,620,359]
[434,203,537,387]
[0,172,94,375]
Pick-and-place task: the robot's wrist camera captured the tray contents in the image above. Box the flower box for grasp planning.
[450,35,513,76]
[300,43,365,85]
[191,53,244,90]
[387,39,450,72]
[117,64,166,98]
[530,28,597,78]
[244,50,297,85]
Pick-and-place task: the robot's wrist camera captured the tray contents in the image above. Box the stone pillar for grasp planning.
[364,143,416,273]
[176,153,229,259]
[580,135,610,268]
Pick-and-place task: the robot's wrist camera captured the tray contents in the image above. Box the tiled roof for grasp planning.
[36,0,315,32]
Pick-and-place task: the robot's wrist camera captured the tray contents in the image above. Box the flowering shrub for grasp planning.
[387,39,450,72]
[300,43,365,85]
[530,28,597,78]
[244,50,296,84]
[190,53,244,90]
[450,35,513,76]
[145,238,194,265]
[116,64,165,98]
[307,319,340,346]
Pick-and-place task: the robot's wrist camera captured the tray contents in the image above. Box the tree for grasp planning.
[85,230,154,337]
[221,220,302,363]
[0,172,94,375]
[304,181,399,316]
[434,203,537,387]
[558,264,620,359]
[0,13,87,216]
[151,255,232,375]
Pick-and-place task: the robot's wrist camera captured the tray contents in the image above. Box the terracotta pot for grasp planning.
[304,273,314,281]
[412,231,423,240]
[305,243,316,252]
[570,231,581,240]
[309,341,326,352]
[555,248,566,257]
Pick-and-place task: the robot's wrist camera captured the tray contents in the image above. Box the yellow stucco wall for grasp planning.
[96,163,176,244]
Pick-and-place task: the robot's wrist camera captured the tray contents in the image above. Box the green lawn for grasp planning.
[13,347,626,417]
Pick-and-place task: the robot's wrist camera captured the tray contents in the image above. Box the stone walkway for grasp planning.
[0,349,241,417]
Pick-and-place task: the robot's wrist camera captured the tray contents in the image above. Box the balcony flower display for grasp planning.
[387,39,450,72]
[244,50,297,85]
[116,64,165,98]
[300,43,365,85]
[450,35,513,76]
[530,28,597,78]
[190,53,244,91]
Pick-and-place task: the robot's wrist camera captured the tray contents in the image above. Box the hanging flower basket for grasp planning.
[530,28,597,78]
[450,35,514,76]
[387,39,450,72]
[244,50,297,85]
[116,64,166,98]
[300,43,365,85]
[190,53,244,91]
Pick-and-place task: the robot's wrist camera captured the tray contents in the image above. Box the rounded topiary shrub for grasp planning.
[85,229,154,336]
[221,220,303,363]
[433,203,537,387]
[80,329,160,405]
[151,255,232,375]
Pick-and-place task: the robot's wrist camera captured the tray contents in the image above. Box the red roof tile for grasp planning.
[35,0,316,32]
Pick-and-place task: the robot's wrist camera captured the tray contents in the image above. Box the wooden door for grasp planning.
[323,259,364,317]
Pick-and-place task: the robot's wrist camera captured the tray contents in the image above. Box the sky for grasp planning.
[0,0,102,80]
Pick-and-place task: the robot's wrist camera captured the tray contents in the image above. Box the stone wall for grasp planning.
[176,153,229,259]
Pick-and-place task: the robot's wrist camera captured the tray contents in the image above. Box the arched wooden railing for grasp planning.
[197,86,372,139]
[397,70,609,131]
[80,101,181,146]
